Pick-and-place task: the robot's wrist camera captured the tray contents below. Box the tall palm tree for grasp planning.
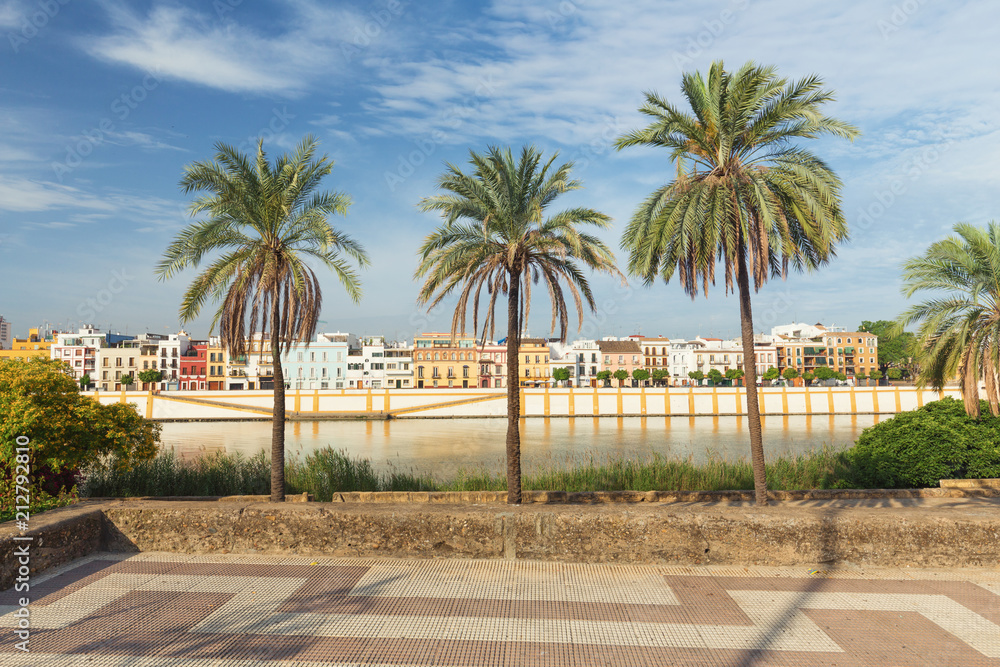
[156,135,369,502]
[615,61,859,505]
[898,221,1000,418]
[416,145,621,504]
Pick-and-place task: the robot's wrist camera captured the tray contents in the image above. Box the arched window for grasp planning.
[451,353,457,361]
[434,353,439,361]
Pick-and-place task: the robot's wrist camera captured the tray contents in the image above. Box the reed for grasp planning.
[81,446,853,498]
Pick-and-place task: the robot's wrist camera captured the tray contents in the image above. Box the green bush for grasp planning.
[841,397,1000,488]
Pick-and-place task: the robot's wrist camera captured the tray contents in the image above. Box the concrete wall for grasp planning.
[88,386,962,420]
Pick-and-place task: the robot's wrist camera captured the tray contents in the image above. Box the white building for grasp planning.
[346,335,410,389]
[51,326,106,384]
[155,332,191,390]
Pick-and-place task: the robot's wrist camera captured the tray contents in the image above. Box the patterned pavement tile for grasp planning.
[1,553,999,666]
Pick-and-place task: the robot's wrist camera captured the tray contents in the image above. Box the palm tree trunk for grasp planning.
[505,267,522,504]
[736,239,768,505]
[270,297,286,503]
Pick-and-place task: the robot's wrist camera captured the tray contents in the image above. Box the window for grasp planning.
[434,353,440,361]
[310,352,315,362]
[310,368,316,378]
[604,356,611,364]
[322,352,328,362]
[297,352,303,362]
[322,368,328,378]
[525,355,530,363]
[463,365,469,378]
[418,367,424,378]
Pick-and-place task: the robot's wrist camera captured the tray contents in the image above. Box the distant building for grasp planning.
[412,332,478,388]
[596,338,643,386]
[771,323,878,379]
[282,332,351,390]
[0,315,10,350]
[477,342,507,388]
[0,328,53,361]
[51,326,107,384]
[518,338,551,387]
[179,342,207,391]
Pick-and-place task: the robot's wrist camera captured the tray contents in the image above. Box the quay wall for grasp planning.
[86,386,962,421]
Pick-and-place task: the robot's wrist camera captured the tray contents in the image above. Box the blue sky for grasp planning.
[1,0,997,342]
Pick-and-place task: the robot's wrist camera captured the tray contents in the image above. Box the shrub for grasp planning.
[841,397,1000,487]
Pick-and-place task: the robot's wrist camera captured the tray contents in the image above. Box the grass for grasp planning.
[80,446,856,500]
[0,491,77,524]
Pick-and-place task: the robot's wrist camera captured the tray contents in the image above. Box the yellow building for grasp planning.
[518,338,550,386]
[776,330,878,378]
[413,332,479,388]
[0,328,53,361]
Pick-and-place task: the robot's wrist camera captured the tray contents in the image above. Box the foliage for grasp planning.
[802,371,815,383]
[840,398,1000,488]
[138,369,162,384]
[858,319,916,368]
[120,373,134,387]
[79,374,91,389]
[613,369,629,385]
[855,371,867,380]
[632,368,650,382]
[596,370,612,385]
[157,135,368,502]
[706,368,724,385]
[688,370,704,383]
[83,450,270,497]
[869,369,883,381]
[781,367,799,380]
[836,372,847,381]
[0,357,159,517]
[414,145,620,504]
[552,367,571,384]
[614,59,857,505]
[887,368,902,380]
[82,445,856,496]
[896,222,1000,418]
[762,367,780,381]
[814,367,836,381]
[725,368,744,380]
[651,369,670,385]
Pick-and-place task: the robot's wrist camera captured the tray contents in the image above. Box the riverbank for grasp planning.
[88,386,959,420]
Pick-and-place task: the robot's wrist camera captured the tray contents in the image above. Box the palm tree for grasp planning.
[615,61,858,505]
[898,222,1000,418]
[156,135,368,501]
[416,145,621,504]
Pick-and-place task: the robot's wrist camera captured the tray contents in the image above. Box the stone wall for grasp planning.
[4,495,999,590]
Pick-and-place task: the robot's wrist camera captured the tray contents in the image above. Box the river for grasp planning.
[158,414,879,479]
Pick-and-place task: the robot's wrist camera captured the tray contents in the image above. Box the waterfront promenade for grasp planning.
[90,385,960,420]
[2,552,998,666]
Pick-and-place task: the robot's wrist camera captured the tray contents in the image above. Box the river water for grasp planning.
[159,415,879,479]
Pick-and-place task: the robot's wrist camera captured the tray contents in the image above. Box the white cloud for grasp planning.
[84,1,395,96]
[0,177,116,212]
[0,0,22,29]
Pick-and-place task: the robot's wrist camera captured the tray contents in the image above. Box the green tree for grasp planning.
[0,357,159,481]
[869,369,883,384]
[415,145,620,504]
[802,371,815,384]
[706,368,724,385]
[79,374,91,390]
[897,222,1000,417]
[596,370,613,386]
[836,371,847,381]
[725,368,744,386]
[814,367,836,382]
[652,369,670,386]
[138,369,162,385]
[613,369,630,386]
[119,373,134,388]
[859,319,917,370]
[552,367,571,386]
[887,368,902,380]
[615,61,858,505]
[157,135,368,502]
[782,367,799,381]
[762,367,780,382]
[855,370,867,383]
[688,370,704,385]
[632,368,650,385]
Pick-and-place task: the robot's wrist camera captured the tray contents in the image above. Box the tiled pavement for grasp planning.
[2,553,999,666]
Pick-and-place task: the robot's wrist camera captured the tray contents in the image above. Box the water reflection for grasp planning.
[159,415,876,479]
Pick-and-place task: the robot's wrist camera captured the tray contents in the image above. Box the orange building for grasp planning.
[413,333,479,388]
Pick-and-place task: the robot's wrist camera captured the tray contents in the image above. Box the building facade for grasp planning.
[413,333,479,388]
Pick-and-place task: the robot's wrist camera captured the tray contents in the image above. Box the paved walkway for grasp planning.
[2,553,999,666]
